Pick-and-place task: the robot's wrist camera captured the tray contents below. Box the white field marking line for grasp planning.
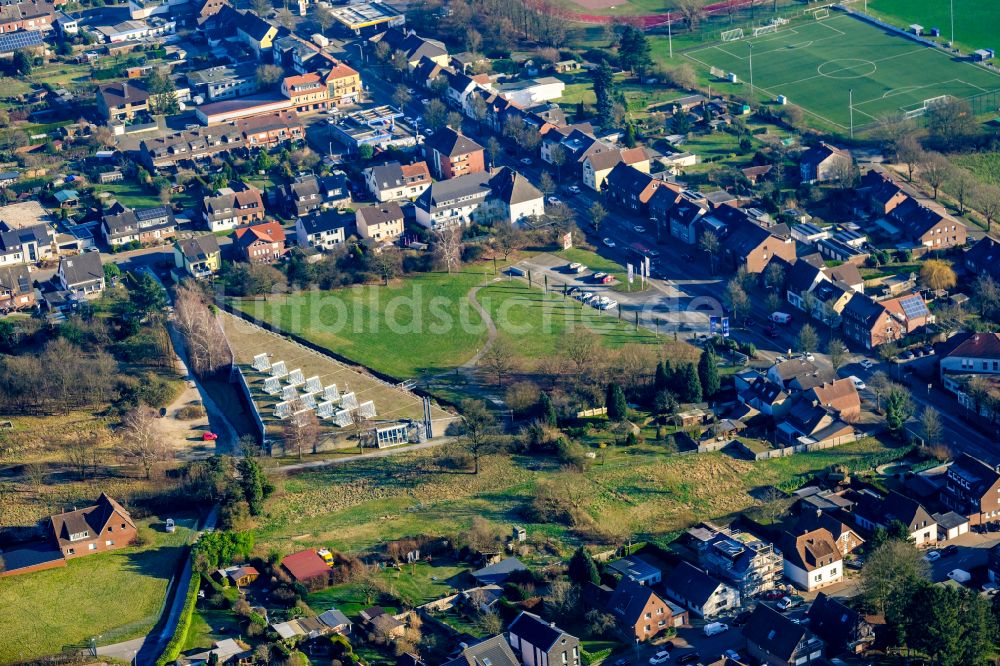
[857,79,987,111]
[957,79,990,93]
[769,47,927,90]
[682,48,848,129]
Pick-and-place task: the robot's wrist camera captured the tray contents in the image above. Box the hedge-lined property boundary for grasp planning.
[155,574,201,666]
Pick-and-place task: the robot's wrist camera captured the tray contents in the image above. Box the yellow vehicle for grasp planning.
[318,548,334,566]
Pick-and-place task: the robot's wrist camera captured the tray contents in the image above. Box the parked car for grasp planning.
[567,286,580,295]
[593,272,608,281]
[202,432,218,441]
[860,359,874,369]
[520,157,533,165]
[724,650,742,661]
[777,595,804,611]
[603,238,616,247]
[760,589,786,600]
[676,653,701,665]
[648,651,670,665]
[421,98,430,105]
[634,225,646,233]
[940,544,959,557]
[165,518,176,533]
[947,569,971,584]
[568,185,581,194]
[579,292,594,302]
[548,196,561,204]
[769,312,792,325]
[922,345,935,355]
[567,262,583,272]
[900,349,915,360]
[849,375,866,390]
[924,550,941,563]
[704,622,729,636]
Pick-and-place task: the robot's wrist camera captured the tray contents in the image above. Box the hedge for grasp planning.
[581,648,613,665]
[155,573,201,666]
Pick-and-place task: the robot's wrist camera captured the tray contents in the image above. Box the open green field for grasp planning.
[867,0,1000,55]
[256,437,900,556]
[0,519,192,664]
[683,13,1000,129]
[231,272,490,379]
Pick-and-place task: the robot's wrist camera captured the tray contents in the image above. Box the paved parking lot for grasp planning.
[925,532,1000,586]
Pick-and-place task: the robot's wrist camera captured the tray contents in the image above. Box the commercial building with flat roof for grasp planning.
[330,1,403,34]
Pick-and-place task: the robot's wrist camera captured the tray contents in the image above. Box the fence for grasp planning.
[735,432,858,460]
[232,365,267,445]
[576,407,608,418]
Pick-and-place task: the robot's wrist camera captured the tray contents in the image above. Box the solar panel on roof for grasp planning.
[0,30,44,53]
[900,295,929,319]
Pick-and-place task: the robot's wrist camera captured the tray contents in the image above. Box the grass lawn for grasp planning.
[307,581,403,617]
[92,182,200,212]
[953,152,1000,187]
[866,0,1000,56]
[230,271,491,379]
[255,437,901,558]
[557,73,686,117]
[0,519,193,664]
[554,247,652,293]
[183,609,244,651]
[476,280,660,359]
[679,13,1000,130]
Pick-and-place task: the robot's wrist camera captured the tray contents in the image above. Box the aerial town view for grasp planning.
[2,0,1000,663]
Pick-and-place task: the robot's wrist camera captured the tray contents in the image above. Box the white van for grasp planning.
[769,312,792,325]
[704,622,729,636]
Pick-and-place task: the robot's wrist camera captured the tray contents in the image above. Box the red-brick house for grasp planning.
[859,169,907,216]
[233,221,287,264]
[50,493,137,559]
[606,577,686,642]
[840,294,900,350]
[281,549,330,585]
[424,128,485,180]
[605,163,677,214]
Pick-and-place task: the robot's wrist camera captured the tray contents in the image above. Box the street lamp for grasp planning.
[950,0,955,46]
[748,43,754,97]
[849,88,854,139]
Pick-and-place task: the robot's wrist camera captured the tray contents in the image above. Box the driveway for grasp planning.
[924,532,1000,585]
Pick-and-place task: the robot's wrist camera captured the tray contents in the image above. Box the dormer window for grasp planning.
[69,530,89,541]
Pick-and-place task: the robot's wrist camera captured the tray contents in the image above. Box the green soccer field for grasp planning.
[683,12,1000,130]
[867,0,1000,55]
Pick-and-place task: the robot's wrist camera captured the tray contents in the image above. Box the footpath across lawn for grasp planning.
[0,519,192,664]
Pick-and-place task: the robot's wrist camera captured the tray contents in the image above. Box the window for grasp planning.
[644,613,651,619]
[68,548,75,555]
[89,543,96,550]
[106,540,114,546]
[831,567,838,576]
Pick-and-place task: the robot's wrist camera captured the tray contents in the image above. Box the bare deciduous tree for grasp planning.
[174,283,232,378]
[119,407,170,479]
[433,226,464,274]
[283,398,320,459]
[920,152,953,199]
[480,335,517,387]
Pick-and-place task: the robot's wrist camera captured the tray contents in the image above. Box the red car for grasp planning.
[760,589,786,600]
[202,432,218,441]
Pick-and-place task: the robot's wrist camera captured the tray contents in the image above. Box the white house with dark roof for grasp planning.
[507,611,580,666]
[662,560,739,618]
[57,252,104,298]
[295,211,351,251]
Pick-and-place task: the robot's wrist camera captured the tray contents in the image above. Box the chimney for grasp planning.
[122,81,128,99]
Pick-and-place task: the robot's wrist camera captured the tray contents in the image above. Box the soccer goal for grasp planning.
[721,28,744,42]
[813,7,830,20]
[753,24,778,37]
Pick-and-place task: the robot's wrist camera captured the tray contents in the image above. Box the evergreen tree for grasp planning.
[575,101,586,122]
[606,383,628,422]
[236,457,273,516]
[654,360,669,393]
[618,26,652,76]
[698,344,720,398]
[624,123,637,148]
[678,363,702,403]
[567,547,601,585]
[539,392,558,427]
[591,61,616,128]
